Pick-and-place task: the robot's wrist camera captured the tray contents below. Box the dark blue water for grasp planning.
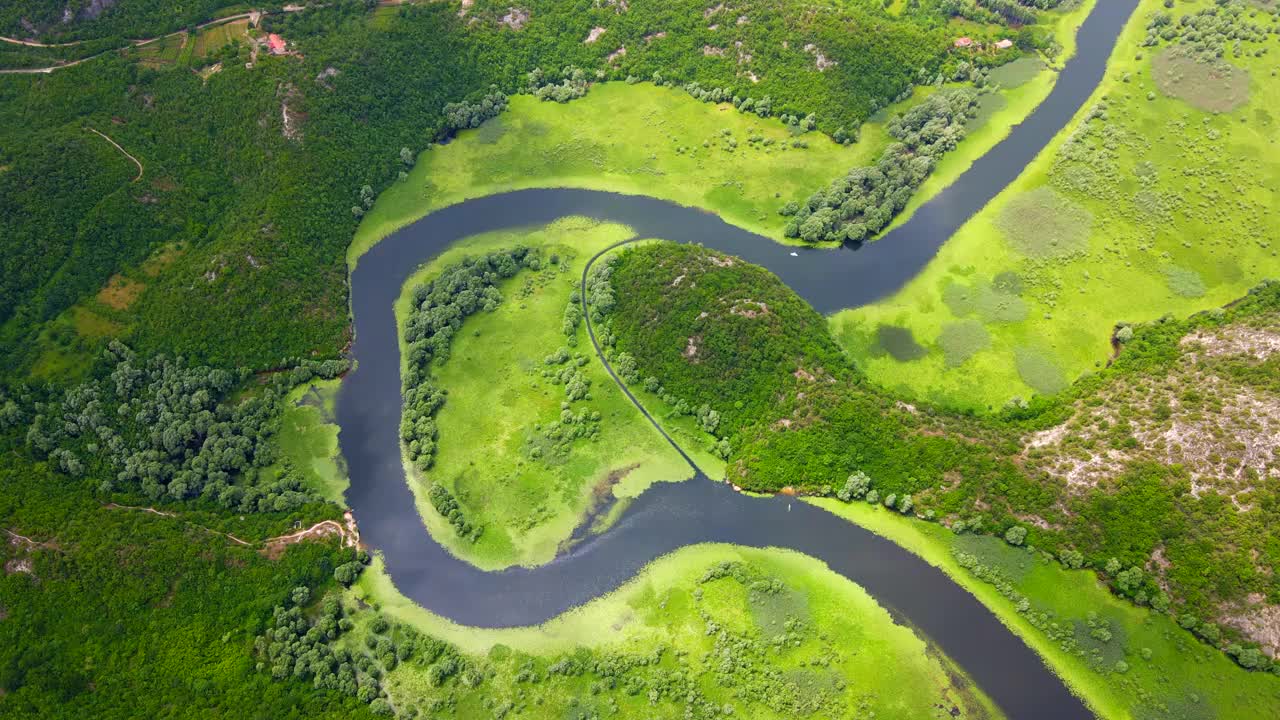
[338,2,1139,718]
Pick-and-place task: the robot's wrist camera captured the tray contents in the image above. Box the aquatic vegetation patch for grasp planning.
[876,324,928,361]
[996,187,1093,259]
[943,278,1027,323]
[1163,265,1207,298]
[988,57,1046,89]
[1132,189,1173,223]
[1014,346,1068,396]
[1152,46,1249,114]
[965,92,1009,133]
[938,319,992,367]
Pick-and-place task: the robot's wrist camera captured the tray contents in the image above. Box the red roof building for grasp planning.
[995,39,1014,50]
[267,34,287,55]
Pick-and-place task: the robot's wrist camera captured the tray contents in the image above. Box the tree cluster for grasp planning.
[23,340,346,512]
[527,66,590,103]
[442,87,509,133]
[401,248,539,470]
[782,87,981,244]
[428,483,481,542]
[939,0,1063,26]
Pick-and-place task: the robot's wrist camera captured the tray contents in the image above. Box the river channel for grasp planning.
[338,2,1140,717]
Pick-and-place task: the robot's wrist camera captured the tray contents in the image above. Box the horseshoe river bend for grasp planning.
[337,2,1139,718]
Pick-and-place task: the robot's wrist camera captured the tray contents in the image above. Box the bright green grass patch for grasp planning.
[273,379,348,505]
[394,217,691,569]
[831,0,1280,411]
[989,57,1048,89]
[350,83,876,264]
[353,544,1003,719]
[192,19,248,57]
[810,499,1280,720]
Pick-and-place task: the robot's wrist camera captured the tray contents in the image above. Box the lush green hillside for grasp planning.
[1,0,973,378]
[0,457,377,719]
[0,0,244,43]
[599,240,1280,675]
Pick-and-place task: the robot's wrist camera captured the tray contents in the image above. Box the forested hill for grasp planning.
[0,0,245,43]
[0,0,955,376]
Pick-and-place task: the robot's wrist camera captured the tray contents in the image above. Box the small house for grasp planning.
[995,39,1014,50]
[267,34,287,55]
[954,37,974,49]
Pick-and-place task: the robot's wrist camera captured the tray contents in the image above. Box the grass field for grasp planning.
[350,82,876,264]
[273,379,348,505]
[192,19,249,57]
[832,0,1280,411]
[349,34,1093,268]
[811,499,1280,720]
[351,544,1004,719]
[394,218,692,569]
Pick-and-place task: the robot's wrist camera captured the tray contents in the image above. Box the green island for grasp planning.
[393,218,691,568]
[3,0,1280,718]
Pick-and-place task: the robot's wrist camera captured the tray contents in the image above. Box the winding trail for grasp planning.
[105,502,359,551]
[87,127,144,182]
[334,2,1140,719]
[0,36,86,48]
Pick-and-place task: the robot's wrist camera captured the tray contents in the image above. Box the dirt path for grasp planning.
[5,528,56,549]
[262,512,361,558]
[106,502,176,518]
[105,502,360,554]
[0,35,86,48]
[0,10,258,75]
[87,127,144,182]
[0,3,420,75]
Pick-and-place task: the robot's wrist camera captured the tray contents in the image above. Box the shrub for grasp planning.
[1004,526,1027,546]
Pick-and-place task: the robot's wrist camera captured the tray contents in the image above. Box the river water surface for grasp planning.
[339,2,1139,718]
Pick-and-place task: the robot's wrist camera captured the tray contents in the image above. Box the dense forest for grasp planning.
[0,0,247,42]
[4,0,1213,716]
[0,0,969,378]
[601,241,1280,673]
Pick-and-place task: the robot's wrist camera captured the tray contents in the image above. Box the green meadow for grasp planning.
[273,379,349,506]
[394,218,691,569]
[351,82,874,263]
[833,0,1280,411]
[349,30,1092,269]
[812,498,1280,720]
[350,544,1003,720]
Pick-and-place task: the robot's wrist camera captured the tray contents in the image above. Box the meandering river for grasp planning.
[338,2,1139,717]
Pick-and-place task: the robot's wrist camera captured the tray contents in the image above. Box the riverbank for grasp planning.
[348,18,1088,269]
[882,0,1099,237]
[810,498,1280,719]
[351,542,1004,719]
[273,379,349,505]
[834,0,1280,411]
